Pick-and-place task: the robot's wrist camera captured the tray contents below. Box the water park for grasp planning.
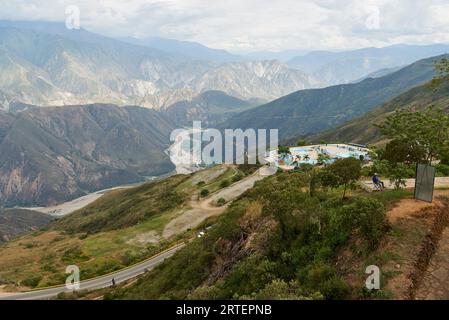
[270,144,371,170]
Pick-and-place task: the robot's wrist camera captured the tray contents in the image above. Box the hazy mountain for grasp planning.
[220,55,440,141]
[189,60,321,102]
[0,208,53,242]
[288,44,449,85]
[0,23,320,111]
[162,90,256,126]
[244,49,309,62]
[0,104,175,207]
[121,36,243,63]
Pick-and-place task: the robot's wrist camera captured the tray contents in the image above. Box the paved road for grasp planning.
[0,243,185,300]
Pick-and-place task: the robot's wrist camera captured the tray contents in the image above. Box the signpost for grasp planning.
[414,164,436,203]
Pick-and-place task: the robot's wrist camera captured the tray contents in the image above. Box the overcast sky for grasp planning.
[1,0,449,52]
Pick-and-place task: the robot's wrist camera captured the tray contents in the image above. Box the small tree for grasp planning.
[320,158,362,199]
[297,139,308,147]
[200,189,209,197]
[278,145,291,156]
[383,139,426,165]
[317,153,331,165]
[387,163,409,190]
[431,57,449,88]
[379,107,449,164]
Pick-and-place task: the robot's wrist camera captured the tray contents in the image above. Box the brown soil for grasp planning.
[336,190,449,300]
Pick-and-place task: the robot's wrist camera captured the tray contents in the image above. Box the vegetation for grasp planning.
[379,107,449,163]
[108,168,402,300]
[0,165,245,288]
[319,158,362,199]
[53,175,189,234]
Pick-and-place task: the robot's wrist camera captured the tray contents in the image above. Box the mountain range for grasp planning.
[220,55,442,141]
[287,44,449,85]
[0,21,319,111]
[0,104,175,207]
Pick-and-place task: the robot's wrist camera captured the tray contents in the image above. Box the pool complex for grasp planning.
[277,144,370,167]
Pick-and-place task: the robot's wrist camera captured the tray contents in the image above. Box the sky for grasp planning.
[1,0,449,53]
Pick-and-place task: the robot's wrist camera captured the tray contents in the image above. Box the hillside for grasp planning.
[104,170,443,300]
[162,90,256,126]
[0,104,175,207]
[0,209,52,242]
[220,55,442,141]
[0,23,320,111]
[309,81,449,145]
[0,165,258,289]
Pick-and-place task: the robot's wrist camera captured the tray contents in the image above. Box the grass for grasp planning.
[0,165,236,289]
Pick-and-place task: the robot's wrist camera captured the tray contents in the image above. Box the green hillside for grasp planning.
[107,170,422,300]
[0,209,53,242]
[308,81,449,145]
[219,55,443,140]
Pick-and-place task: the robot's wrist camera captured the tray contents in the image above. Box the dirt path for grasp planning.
[415,227,449,300]
[361,177,449,191]
[162,167,273,239]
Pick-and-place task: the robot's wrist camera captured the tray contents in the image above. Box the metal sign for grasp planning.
[414,164,436,203]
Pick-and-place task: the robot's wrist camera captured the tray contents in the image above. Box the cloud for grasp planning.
[1,0,449,52]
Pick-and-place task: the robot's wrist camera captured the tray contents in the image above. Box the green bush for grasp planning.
[232,173,244,183]
[22,275,43,288]
[336,198,388,249]
[437,164,449,176]
[220,179,231,188]
[217,198,226,206]
[200,189,210,197]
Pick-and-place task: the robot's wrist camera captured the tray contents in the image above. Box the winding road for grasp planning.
[1,166,275,300]
[0,243,185,300]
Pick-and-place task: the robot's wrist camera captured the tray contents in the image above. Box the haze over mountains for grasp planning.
[287,44,449,85]
[0,21,318,111]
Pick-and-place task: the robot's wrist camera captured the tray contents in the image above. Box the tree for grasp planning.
[320,158,362,199]
[297,139,308,147]
[200,189,209,197]
[431,57,449,89]
[387,163,409,190]
[278,146,291,156]
[317,153,331,165]
[383,139,427,164]
[379,107,449,164]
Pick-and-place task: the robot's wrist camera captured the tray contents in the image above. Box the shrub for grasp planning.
[337,198,388,249]
[319,276,350,300]
[197,181,206,187]
[22,275,43,288]
[220,179,231,188]
[200,189,210,197]
[232,173,244,183]
[437,164,449,176]
[217,198,226,206]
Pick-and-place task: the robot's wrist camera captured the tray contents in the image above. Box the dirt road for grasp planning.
[162,167,274,239]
